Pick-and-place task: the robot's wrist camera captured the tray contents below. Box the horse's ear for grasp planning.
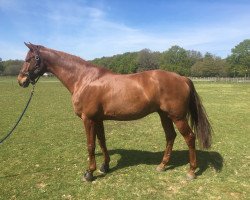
[24,42,33,51]
[24,42,37,52]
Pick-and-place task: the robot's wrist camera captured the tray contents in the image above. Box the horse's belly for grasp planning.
[102,101,157,121]
[103,111,154,121]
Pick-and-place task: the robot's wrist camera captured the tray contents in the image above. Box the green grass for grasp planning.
[0,77,249,199]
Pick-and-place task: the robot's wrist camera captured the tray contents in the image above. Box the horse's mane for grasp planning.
[44,47,112,75]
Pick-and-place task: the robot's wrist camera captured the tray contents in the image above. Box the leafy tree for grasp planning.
[0,58,4,75]
[191,55,229,77]
[120,52,138,73]
[2,60,23,76]
[91,52,139,74]
[186,50,203,65]
[137,49,159,72]
[160,45,195,75]
[227,39,250,77]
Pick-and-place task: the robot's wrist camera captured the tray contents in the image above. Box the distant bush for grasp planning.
[0,60,23,76]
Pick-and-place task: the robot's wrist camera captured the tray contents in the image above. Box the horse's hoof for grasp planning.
[186,172,196,181]
[156,164,166,172]
[99,163,109,174]
[83,171,94,182]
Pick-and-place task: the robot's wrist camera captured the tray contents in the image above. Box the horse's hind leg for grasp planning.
[96,121,110,174]
[157,111,177,172]
[174,119,197,180]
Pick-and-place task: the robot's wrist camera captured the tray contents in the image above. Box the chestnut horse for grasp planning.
[18,43,212,181]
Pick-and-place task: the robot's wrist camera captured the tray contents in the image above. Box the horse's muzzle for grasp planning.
[18,75,30,88]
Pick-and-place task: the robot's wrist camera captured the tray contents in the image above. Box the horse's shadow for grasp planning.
[104,149,223,176]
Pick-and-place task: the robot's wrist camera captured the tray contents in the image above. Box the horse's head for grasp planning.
[18,42,46,88]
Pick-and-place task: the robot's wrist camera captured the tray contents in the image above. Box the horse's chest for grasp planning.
[72,92,99,118]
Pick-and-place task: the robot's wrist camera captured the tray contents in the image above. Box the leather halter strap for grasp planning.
[23,53,43,84]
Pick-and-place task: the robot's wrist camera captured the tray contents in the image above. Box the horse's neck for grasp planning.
[41,49,89,94]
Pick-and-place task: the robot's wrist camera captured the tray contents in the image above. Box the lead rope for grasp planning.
[0,77,40,144]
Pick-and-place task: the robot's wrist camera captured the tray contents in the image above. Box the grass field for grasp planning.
[0,77,249,200]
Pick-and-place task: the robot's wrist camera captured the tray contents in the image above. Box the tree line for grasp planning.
[1,39,249,77]
[92,39,250,77]
[0,59,23,76]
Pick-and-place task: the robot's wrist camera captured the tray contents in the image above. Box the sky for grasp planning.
[0,0,250,61]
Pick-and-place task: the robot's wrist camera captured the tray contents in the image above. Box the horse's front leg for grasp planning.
[82,115,97,182]
[96,121,110,174]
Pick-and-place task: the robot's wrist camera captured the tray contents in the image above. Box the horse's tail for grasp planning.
[187,78,212,149]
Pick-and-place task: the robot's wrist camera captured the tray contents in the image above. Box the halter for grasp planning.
[22,52,43,84]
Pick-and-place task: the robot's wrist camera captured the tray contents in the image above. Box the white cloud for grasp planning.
[43,1,105,27]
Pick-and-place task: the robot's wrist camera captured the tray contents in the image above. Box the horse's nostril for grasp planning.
[18,77,30,88]
[23,80,30,88]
